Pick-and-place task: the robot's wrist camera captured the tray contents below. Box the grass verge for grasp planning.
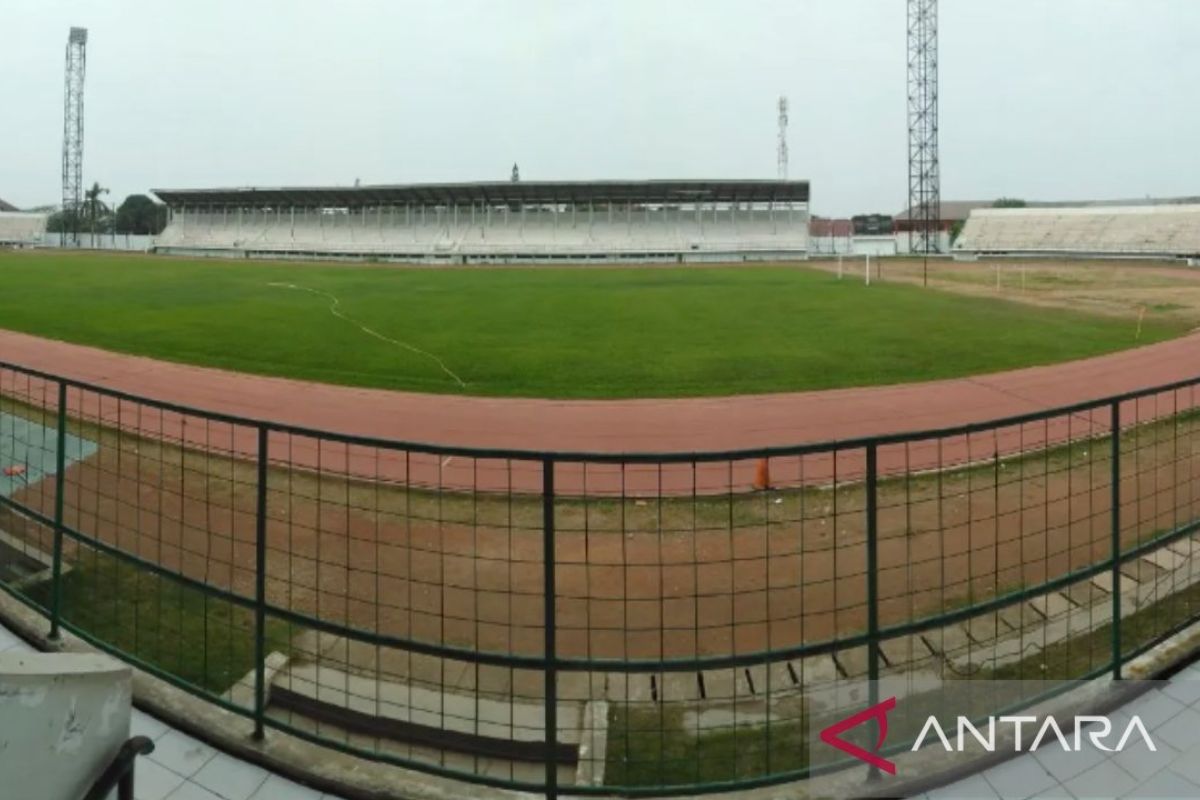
[24,543,293,696]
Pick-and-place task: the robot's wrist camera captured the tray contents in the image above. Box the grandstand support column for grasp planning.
[907,0,941,259]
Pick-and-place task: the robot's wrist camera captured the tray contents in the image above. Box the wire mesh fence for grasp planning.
[0,360,1198,796]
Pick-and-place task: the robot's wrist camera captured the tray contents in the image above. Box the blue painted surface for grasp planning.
[0,413,98,497]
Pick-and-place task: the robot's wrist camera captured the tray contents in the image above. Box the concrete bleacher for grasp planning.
[0,212,48,245]
[157,204,809,262]
[954,204,1200,259]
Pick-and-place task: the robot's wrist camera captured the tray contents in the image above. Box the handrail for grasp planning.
[81,736,154,800]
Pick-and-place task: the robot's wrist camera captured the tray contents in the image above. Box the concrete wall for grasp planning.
[894,231,952,254]
[0,653,132,800]
[41,233,155,251]
[807,235,854,255]
[851,236,898,257]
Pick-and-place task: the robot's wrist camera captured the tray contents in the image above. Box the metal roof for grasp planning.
[894,200,994,222]
[152,179,810,208]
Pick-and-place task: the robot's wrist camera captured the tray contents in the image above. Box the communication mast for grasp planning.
[62,27,88,246]
[776,96,789,180]
[906,0,940,254]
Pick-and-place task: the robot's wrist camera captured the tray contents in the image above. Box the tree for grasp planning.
[46,209,85,234]
[992,198,1027,208]
[84,182,113,237]
[950,219,966,244]
[114,194,168,235]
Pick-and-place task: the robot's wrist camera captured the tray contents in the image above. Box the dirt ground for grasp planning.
[808,257,1200,326]
[6,402,1196,666]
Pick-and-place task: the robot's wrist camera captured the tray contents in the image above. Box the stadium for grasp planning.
[2,6,1200,800]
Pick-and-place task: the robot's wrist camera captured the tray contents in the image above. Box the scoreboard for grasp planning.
[851,214,894,236]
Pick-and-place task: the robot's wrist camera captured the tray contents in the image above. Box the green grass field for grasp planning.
[0,251,1185,398]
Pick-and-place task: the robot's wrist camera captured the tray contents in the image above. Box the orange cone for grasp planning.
[753,458,771,491]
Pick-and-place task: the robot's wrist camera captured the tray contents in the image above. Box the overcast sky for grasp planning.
[2,0,1197,216]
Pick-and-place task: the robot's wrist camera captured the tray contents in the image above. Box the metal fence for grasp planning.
[0,357,1199,798]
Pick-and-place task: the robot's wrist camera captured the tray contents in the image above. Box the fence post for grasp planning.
[48,381,68,640]
[865,442,880,779]
[253,425,269,740]
[1110,401,1122,680]
[542,458,558,800]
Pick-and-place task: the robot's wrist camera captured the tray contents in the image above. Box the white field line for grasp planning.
[267,282,467,388]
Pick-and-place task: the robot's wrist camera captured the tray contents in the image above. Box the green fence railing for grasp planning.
[0,358,1198,798]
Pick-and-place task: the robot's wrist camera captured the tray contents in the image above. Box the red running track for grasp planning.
[1,328,1198,495]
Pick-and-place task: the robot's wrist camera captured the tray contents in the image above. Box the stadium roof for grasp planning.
[152,179,810,208]
[894,200,993,222]
[896,196,1200,221]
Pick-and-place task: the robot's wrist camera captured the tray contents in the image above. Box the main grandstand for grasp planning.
[152,179,810,263]
[954,202,1200,260]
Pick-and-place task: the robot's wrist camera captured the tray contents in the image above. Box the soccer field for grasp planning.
[0,251,1183,398]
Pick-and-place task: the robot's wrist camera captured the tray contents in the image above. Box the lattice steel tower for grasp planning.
[906,0,939,253]
[62,27,88,246]
[776,96,789,180]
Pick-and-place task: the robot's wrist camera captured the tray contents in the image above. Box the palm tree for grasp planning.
[85,182,110,247]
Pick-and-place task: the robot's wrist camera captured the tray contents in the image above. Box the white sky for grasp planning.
[2,0,1197,216]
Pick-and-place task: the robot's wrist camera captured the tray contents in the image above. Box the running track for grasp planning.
[1,328,1198,495]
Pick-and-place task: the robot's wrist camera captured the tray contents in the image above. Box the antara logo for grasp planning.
[819,697,898,774]
[819,696,1156,776]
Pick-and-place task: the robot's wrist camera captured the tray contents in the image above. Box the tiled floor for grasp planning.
[0,623,346,800]
[920,661,1200,799]
[9,612,1200,800]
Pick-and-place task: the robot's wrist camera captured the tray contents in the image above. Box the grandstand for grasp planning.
[0,211,48,246]
[954,203,1200,260]
[152,179,810,263]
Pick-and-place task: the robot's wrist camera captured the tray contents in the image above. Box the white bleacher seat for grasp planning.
[955,204,1200,258]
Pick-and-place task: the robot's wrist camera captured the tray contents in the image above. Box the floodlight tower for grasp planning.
[776,96,789,180]
[62,26,88,247]
[906,0,940,255]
